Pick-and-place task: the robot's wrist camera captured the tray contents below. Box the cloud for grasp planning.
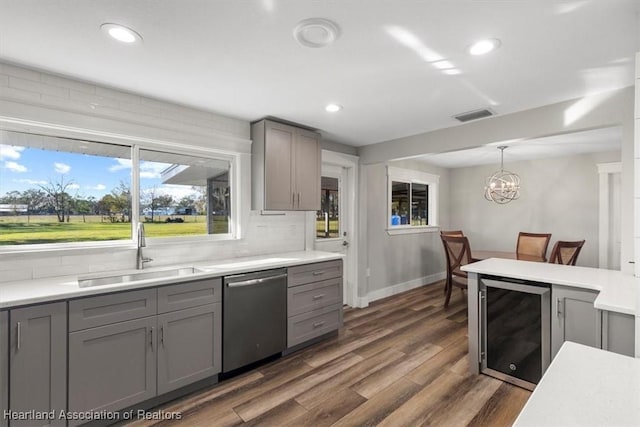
[54,162,71,174]
[140,161,170,179]
[15,178,47,185]
[4,161,27,173]
[0,145,25,160]
[68,183,81,190]
[109,158,132,172]
[144,184,202,201]
[87,184,107,191]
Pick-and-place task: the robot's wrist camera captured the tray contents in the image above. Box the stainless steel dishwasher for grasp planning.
[222,268,287,373]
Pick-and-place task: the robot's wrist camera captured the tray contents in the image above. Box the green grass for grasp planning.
[0,215,229,245]
[316,219,339,238]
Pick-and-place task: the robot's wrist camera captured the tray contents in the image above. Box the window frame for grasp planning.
[386,166,439,235]
[0,132,239,254]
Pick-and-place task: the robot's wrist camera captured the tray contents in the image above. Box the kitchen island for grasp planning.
[514,341,640,427]
[462,258,638,380]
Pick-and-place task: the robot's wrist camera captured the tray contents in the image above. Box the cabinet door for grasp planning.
[602,311,635,357]
[293,129,321,211]
[0,312,7,427]
[264,121,294,210]
[68,316,157,417]
[10,302,67,427]
[157,303,221,394]
[551,286,600,357]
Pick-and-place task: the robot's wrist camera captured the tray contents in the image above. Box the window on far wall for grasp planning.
[388,166,438,231]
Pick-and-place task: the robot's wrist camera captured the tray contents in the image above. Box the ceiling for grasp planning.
[413,126,622,168]
[0,1,638,146]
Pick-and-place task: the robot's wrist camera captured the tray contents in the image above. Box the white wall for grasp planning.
[358,88,635,274]
[358,160,450,303]
[0,61,309,283]
[449,151,620,268]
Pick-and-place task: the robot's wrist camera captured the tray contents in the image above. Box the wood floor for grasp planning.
[128,281,531,427]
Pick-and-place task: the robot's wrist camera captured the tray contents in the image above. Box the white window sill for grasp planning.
[386,226,440,236]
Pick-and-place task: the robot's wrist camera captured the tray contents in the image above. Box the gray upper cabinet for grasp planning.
[251,119,321,211]
[0,312,7,427]
[551,285,600,358]
[157,303,221,394]
[10,302,67,427]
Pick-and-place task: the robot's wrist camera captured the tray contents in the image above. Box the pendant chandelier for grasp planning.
[484,146,520,204]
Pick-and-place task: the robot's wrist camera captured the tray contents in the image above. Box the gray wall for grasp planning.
[448,151,620,267]
[361,160,450,297]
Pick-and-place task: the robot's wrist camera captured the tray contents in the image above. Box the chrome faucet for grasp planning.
[136,223,153,269]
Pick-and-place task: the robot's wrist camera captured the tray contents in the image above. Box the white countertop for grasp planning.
[0,250,343,309]
[514,341,640,427]
[462,258,637,315]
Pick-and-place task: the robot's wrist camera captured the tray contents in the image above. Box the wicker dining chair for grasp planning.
[440,235,473,308]
[516,232,552,262]
[548,240,585,266]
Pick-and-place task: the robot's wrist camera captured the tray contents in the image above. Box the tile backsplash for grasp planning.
[0,212,307,283]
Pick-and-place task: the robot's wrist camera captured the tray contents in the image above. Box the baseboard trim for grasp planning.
[366,271,446,304]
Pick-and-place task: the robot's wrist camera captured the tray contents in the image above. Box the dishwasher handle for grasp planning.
[227,273,287,288]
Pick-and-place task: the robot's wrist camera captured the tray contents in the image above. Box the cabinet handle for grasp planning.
[150,327,154,350]
[161,324,166,347]
[297,192,300,208]
[292,193,295,208]
[16,322,21,351]
[312,271,325,276]
[313,321,325,328]
[557,298,563,317]
[312,294,325,300]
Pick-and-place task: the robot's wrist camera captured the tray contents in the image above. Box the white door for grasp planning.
[313,153,359,307]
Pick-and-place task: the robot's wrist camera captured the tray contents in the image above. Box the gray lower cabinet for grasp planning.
[601,310,636,357]
[68,278,222,419]
[551,285,600,358]
[9,302,67,427]
[157,303,221,394]
[287,260,343,348]
[68,316,157,417]
[0,311,7,427]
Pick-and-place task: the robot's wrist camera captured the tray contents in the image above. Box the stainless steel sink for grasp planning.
[78,267,203,288]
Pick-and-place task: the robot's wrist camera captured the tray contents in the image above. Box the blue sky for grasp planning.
[1,145,134,199]
[1,145,203,201]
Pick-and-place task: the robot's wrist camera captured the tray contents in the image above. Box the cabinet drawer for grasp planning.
[157,278,222,314]
[69,289,157,332]
[288,277,342,317]
[287,303,343,348]
[287,260,342,287]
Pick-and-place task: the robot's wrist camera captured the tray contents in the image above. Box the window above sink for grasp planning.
[0,130,236,251]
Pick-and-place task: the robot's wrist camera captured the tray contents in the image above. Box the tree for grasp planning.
[21,189,46,223]
[39,176,75,223]
[142,186,174,222]
[112,181,131,222]
[74,197,94,223]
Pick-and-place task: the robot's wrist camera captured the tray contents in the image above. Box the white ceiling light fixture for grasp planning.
[325,103,342,112]
[293,18,341,48]
[469,38,501,56]
[101,23,143,44]
[484,146,520,204]
[442,69,462,75]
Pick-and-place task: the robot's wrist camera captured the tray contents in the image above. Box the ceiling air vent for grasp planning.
[453,108,495,123]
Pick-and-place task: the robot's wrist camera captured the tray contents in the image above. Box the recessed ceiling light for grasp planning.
[101,23,142,44]
[325,104,342,112]
[442,69,462,75]
[293,18,340,48]
[469,38,500,56]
